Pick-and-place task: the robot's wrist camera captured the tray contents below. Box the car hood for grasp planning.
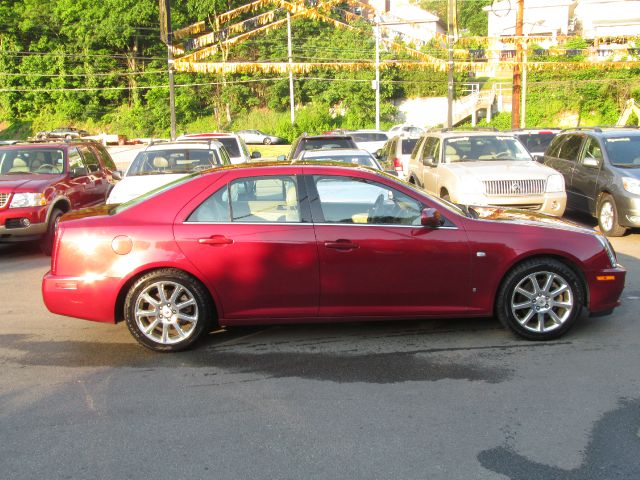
[445,161,557,179]
[0,174,65,191]
[107,173,189,204]
[472,206,594,234]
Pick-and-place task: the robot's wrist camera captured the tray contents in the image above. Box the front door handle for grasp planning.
[324,240,358,250]
[198,235,233,245]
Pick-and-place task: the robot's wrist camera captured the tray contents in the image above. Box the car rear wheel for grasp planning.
[263,137,272,145]
[40,208,63,256]
[496,258,583,340]
[124,269,213,352]
[597,194,627,237]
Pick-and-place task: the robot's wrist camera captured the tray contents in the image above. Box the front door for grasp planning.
[306,174,471,317]
[572,136,603,214]
[174,173,319,321]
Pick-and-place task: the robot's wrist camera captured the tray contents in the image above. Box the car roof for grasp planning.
[427,130,516,139]
[300,135,354,140]
[559,127,640,137]
[300,148,372,157]
[144,141,223,151]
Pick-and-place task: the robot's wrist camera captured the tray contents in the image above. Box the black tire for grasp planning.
[496,258,584,341]
[124,269,215,352]
[597,193,627,237]
[263,137,272,145]
[40,208,63,256]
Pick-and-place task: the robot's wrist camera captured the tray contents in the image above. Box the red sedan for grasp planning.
[42,164,626,352]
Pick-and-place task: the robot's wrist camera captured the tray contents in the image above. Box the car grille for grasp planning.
[492,203,542,211]
[483,179,546,196]
[0,193,10,208]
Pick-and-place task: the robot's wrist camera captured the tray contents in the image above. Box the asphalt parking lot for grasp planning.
[1,215,639,479]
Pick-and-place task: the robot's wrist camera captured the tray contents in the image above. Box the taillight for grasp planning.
[392,157,403,172]
[51,225,63,274]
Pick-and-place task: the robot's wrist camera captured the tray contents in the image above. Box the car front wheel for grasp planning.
[496,258,584,340]
[597,193,627,237]
[124,269,213,352]
[41,208,63,255]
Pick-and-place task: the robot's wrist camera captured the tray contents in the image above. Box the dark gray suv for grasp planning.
[543,127,640,236]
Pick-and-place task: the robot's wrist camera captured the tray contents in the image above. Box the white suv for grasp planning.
[407,130,566,216]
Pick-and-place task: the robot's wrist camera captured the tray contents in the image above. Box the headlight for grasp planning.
[622,177,640,195]
[9,193,47,208]
[460,177,485,194]
[546,174,565,193]
[595,234,618,268]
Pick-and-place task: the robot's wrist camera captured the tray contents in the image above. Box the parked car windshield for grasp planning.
[604,136,640,167]
[0,148,65,174]
[515,133,556,153]
[303,153,380,169]
[303,138,355,151]
[443,136,531,162]
[127,149,222,176]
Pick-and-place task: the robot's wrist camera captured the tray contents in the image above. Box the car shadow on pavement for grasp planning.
[0,242,50,271]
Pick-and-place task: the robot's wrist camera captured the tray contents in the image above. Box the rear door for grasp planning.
[174,172,319,320]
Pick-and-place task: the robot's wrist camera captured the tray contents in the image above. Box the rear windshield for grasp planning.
[350,132,388,142]
[401,138,419,155]
[303,153,379,168]
[604,136,640,167]
[0,148,65,174]
[217,138,241,157]
[515,133,556,153]
[127,149,223,176]
[302,138,356,151]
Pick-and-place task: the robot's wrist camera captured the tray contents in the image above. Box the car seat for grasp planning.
[444,145,460,163]
[152,156,170,171]
[9,157,30,173]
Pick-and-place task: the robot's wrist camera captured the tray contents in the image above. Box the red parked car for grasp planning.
[1,141,121,254]
[42,164,625,352]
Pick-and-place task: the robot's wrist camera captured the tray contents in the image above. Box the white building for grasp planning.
[362,0,445,45]
[574,0,640,37]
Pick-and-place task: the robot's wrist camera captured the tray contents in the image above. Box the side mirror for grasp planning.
[112,170,123,181]
[276,154,286,161]
[533,155,545,163]
[375,149,383,159]
[251,151,262,159]
[70,166,88,178]
[422,156,435,167]
[420,207,444,228]
[583,157,600,168]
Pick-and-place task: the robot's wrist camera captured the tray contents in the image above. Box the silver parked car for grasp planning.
[236,129,286,145]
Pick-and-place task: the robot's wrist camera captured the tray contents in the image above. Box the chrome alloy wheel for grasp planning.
[134,281,199,345]
[510,271,574,333]
[599,201,614,232]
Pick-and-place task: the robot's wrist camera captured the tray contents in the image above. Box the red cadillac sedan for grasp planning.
[42,163,626,352]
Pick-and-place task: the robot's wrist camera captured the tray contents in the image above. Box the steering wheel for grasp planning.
[495,152,511,159]
[368,193,385,223]
[35,164,55,173]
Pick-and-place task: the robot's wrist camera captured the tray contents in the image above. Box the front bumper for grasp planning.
[42,271,121,323]
[0,206,48,242]
[456,192,566,217]
[614,194,640,227]
[586,265,626,314]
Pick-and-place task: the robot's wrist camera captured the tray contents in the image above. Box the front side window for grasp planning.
[188,175,301,223]
[582,137,603,164]
[312,175,422,226]
[67,148,83,173]
[79,146,100,173]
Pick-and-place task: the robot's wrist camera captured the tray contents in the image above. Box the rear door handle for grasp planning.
[324,240,358,250]
[198,235,233,245]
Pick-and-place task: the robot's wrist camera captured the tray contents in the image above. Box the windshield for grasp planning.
[350,132,388,142]
[604,136,640,167]
[112,174,197,214]
[515,133,556,153]
[303,153,379,169]
[401,138,419,155]
[127,149,222,176]
[443,136,532,162]
[0,148,65,174]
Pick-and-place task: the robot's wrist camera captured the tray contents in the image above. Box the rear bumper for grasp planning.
[586,265,626,314]
[42,271,121,323]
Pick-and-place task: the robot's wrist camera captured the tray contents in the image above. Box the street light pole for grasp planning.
[375,18,380,130]
[287,12,295,124]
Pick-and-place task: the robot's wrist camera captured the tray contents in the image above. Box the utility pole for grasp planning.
[159,0,176,140]
[287,12,295,124]
[375,17,380,130]
[447,0,455,128]
[512,0,524,129]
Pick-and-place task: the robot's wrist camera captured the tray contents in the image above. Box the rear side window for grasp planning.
[557,135,584,161]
